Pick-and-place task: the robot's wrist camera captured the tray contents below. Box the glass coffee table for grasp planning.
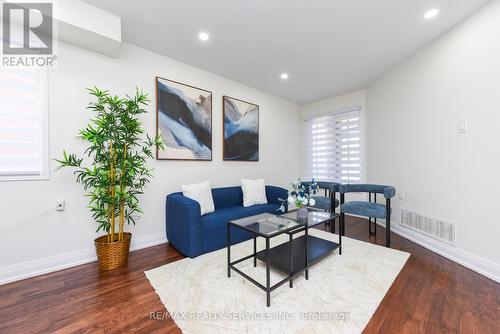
[227,210,341,307]
[259,209,341,282]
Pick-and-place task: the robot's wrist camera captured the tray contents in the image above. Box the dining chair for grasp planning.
[308,181,340,232]
[338,184,396,247]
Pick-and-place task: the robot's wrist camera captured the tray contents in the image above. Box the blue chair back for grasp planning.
[317,181,340,193]
[301,181,340,193]
[339,184,395,199]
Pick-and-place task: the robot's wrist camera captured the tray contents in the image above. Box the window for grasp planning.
[0,68,49,180]
[304,107,362,183]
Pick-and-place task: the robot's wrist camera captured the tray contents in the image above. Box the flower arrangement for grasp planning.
[278,179,318,212]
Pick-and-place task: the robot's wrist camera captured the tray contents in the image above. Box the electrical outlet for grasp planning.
[56,199,65,211]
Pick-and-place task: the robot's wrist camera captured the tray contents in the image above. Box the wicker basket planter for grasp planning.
[94,233,132,271]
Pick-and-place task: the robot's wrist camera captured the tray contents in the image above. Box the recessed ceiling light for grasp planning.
[198,32,209,41]
[424,8,439,20]
[280,73,289,80]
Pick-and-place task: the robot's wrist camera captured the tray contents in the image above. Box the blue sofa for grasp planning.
[166,185,288,258]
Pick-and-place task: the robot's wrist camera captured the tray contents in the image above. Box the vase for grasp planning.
[297,207,309,220]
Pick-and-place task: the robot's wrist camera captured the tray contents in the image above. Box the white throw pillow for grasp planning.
[241,178,268,207]
[181,181,215,216]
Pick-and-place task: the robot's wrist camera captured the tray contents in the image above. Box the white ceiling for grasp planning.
[82,0,490,104]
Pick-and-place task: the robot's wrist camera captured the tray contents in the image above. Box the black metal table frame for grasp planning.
[288,208,341,237]
[275,212,341,288]
[227,221,308,307]
[285,211,342,258]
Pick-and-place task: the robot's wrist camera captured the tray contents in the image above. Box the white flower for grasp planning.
[287,196,295,203]
[301,197,308,205]
[309,198,316,206]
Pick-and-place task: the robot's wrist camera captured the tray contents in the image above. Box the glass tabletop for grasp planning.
[280,209,338,228]
[229,213,306,237]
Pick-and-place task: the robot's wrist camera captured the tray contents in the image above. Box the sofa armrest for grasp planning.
[266,185,288,212]
[166,194,204,258]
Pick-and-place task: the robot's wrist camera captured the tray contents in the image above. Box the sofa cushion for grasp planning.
[241,178,268,207]
[201,204,280,252]
[211,187,244,210]
[181,181,215,215]
[340,201,389,219]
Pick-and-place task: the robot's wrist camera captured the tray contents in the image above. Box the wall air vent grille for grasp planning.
[400,208,456,246]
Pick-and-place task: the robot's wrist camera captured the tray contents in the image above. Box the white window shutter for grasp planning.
[304,108,362,183]
[0,68,48,178]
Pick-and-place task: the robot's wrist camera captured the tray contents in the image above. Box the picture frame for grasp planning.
[156,76,213,160]
[222,95,259,161]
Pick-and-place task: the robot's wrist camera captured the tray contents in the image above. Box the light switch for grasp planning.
[398,189,405,201]
[457,120,468,134]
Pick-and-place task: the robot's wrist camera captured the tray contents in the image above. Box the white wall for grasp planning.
[367,0,500,277]
[301,90,366,120]
[0,42,301,284]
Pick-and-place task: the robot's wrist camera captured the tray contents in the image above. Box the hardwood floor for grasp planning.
[0,216,498,333]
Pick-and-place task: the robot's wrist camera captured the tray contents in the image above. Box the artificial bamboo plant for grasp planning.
[57,87,163,243]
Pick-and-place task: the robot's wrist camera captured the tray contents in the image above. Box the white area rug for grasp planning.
[145,229,410,334]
